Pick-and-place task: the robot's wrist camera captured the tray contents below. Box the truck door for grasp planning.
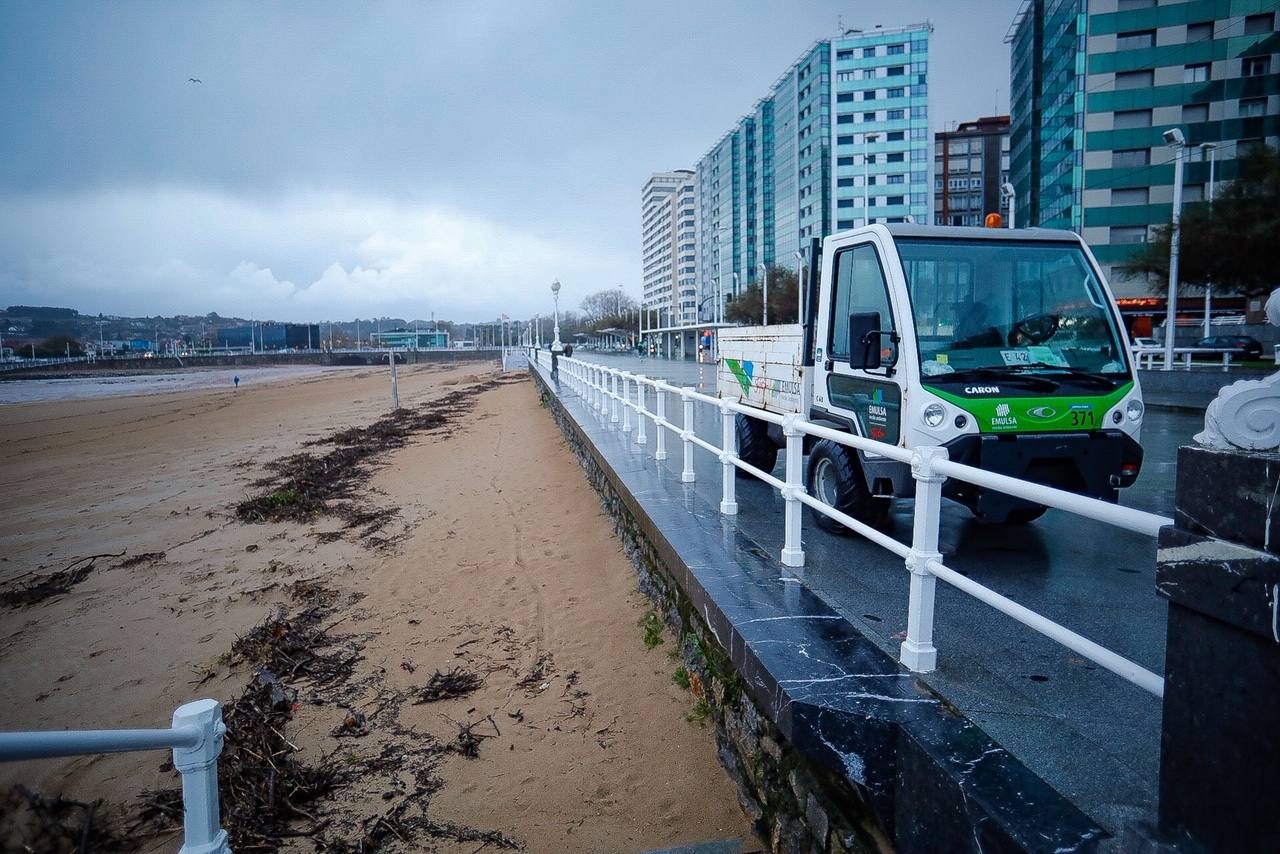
[814,233,906,448]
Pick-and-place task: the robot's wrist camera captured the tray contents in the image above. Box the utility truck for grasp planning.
[717,223,1145,525]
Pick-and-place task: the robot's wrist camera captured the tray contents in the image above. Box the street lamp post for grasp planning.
[551,280,563,353]
[1001,182,1016,229]
[758,261,769,326]
[863,133,879,227]
[1200,142,1217,338]
[1162,128,1186,371]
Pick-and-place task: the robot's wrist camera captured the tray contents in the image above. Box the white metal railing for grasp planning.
[1131,346,1235,371]
[0,699,229,853]
[534,348,1170,698]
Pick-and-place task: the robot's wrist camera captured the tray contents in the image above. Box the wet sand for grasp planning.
[0,362,754,851]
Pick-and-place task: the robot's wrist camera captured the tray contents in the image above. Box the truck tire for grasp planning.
[735,414,778,476]
[806,439,889,532]
[1004,504,1048,524]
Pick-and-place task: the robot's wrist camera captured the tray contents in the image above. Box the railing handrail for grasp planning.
[534,349,1168,699]
[0,699,230,853]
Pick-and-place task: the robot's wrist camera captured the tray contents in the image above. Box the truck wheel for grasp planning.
[735,414,778,476]
[806,439,889,532]
[1004,505,1048,524]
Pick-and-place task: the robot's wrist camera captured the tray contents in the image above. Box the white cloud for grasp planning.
[0,186,623,320]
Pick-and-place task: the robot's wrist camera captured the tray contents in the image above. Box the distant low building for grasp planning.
[368,329,449,349]
[215,323,320,350]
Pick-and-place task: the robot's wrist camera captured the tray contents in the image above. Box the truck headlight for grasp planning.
[922,403,946,428]
[1126,399,1144,423]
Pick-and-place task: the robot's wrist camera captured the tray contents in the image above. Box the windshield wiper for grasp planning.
[939,366,1060,391]
[1010,363,1119,390]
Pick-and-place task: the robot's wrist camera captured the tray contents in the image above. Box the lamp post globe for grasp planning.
[551,280,564,353]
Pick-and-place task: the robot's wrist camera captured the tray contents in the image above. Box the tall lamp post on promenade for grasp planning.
[551,280,563,354]
[1200,142,1217,338]
[863,133,879,226]
[1001,182,1016,229]
[758,261,769,326]
[1162,127,1186,371]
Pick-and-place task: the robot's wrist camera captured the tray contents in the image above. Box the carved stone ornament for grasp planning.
[1195,288,1280,451]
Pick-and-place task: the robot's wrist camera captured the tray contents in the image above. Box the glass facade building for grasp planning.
[696,25,932,322]
[1009,0,1278,297]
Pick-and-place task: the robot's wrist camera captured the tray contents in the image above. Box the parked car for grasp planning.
[1131,336,1158,350]
[1196,335,1264,359]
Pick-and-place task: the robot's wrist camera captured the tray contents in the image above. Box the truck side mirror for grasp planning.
[848,311,882,370]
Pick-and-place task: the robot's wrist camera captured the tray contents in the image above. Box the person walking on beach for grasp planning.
[233,374,240,389]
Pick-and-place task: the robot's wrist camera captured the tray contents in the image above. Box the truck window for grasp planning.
[895,238,1128,378]
[829,243,897,366]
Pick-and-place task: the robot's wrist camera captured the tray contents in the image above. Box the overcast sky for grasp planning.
[0,0,1020,322]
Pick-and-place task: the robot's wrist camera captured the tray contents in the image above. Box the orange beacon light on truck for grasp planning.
[984,212,1003,228]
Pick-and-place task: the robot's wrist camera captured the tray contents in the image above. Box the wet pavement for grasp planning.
[570,350,1201,836]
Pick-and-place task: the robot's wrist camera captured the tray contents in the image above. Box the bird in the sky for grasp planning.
[188,77,202,83]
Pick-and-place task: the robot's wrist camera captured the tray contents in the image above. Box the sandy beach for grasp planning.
[0,362,754,851]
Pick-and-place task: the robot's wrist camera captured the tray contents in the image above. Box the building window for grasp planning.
[836,49,855,60]
[837,156,854,166]
[1240,98,1267,118]
[837,198,855,208]
[1113,148,1150,168]
[861,89,878,101]
[887,65,905,77]
[887,195,905,206]
[838,177,855,187]
[887,152,905,163]
[1112,187,1149,206]
[1114,108,1153,129]
[837,134,855,145]
[1115,69,1154,89]
[837,92,855,102]
[887,87,904,98]
[863,111,877,122]
[887,131,904,141]
[865,154,877,164]
[887,174,905,185]
[1110,226,1148,244]
[1183,63,1210,83]
[1183,184,1205,203]
[1116,30,1156,50]
[1186,22,1214,42]
[887,109,904,120]
[1183,103,1209,123]
[1245,13,1274,35]
[888,43,905,55]
[837,113,855,124]
[1243,56,1271,77]
[862,46,876,58]
[1117,0,1155,9]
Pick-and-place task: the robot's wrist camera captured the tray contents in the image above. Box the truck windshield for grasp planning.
[894,238,1129,381]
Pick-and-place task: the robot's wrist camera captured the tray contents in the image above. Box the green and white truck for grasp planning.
[717,223,1145,525]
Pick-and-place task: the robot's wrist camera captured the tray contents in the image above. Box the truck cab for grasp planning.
[719,223,1145,525]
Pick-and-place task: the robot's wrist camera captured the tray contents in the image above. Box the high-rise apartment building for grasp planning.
[1081,1,1278,291]
[696,24,932,322]
[641,170,698,325]
[1008,0,1278,297]
[934,116,1012,226]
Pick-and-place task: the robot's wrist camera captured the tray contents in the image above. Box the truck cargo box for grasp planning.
[716,324,805,415]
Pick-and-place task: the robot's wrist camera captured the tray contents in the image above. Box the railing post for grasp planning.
[719,401,738,515]
[621,374,631,433]
[610,371,619,423]
[780,414,805,567]
[680,388,696,483]
[654,386,667,461]
[172,699,230,854]
[901,446,947,672]
[635,379,647,445]
[594,366,603,412]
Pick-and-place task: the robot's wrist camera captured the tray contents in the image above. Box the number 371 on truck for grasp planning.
[717,223,1145,526]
